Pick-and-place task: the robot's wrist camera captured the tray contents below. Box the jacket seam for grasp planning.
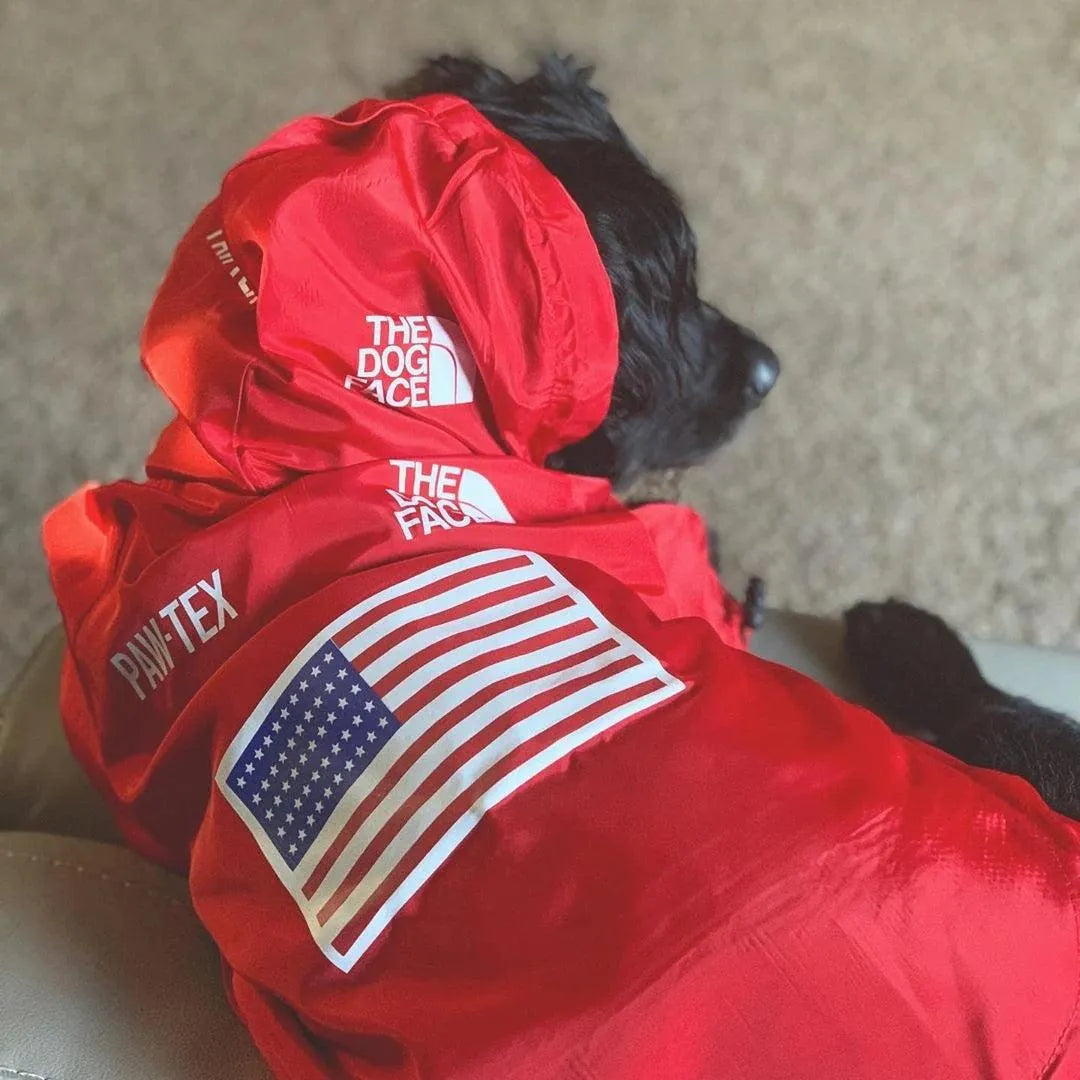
[417,108,584,453]
[485,167,571,428]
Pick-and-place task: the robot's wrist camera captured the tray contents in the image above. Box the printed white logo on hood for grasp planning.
[346,316,476,408]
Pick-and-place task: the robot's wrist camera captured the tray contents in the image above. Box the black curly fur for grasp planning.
[844,599,1080,820]
[401,55,779,486]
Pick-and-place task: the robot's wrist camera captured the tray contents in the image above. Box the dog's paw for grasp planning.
[843,599,987,729]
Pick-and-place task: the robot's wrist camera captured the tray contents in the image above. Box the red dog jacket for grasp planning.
[44,94,1080,1079]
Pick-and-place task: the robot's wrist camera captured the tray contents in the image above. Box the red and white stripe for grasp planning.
[220,549,683,970]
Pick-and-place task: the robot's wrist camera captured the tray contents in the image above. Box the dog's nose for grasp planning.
[744,341,780,401]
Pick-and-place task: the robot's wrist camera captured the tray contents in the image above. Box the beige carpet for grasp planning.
[2,0,1079,686]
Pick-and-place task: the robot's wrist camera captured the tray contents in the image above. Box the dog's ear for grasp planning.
[395,55,622,147]
[518,55,617,138]
[390,55,515,102]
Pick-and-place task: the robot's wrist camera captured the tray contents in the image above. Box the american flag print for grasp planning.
[216,549,684,971]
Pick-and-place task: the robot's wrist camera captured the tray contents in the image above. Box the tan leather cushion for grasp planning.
[0,831,271,1080]
[0,628,120,842]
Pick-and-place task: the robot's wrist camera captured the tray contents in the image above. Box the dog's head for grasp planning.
[402,55,779,487]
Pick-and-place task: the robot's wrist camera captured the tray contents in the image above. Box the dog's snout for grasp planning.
[743,340,780,401]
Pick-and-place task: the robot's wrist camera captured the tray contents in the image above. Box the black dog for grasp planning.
[407,58,1078,824]
[404,55,780,488]
[845,600,1080,820]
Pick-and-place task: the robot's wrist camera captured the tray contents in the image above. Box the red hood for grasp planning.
[141,94,618,492]
[44,93,752,668]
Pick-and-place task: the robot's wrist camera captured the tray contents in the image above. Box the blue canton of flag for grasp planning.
[225,640,399,869]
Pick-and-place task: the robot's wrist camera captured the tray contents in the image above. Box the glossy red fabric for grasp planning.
[44,95,1080,1079]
